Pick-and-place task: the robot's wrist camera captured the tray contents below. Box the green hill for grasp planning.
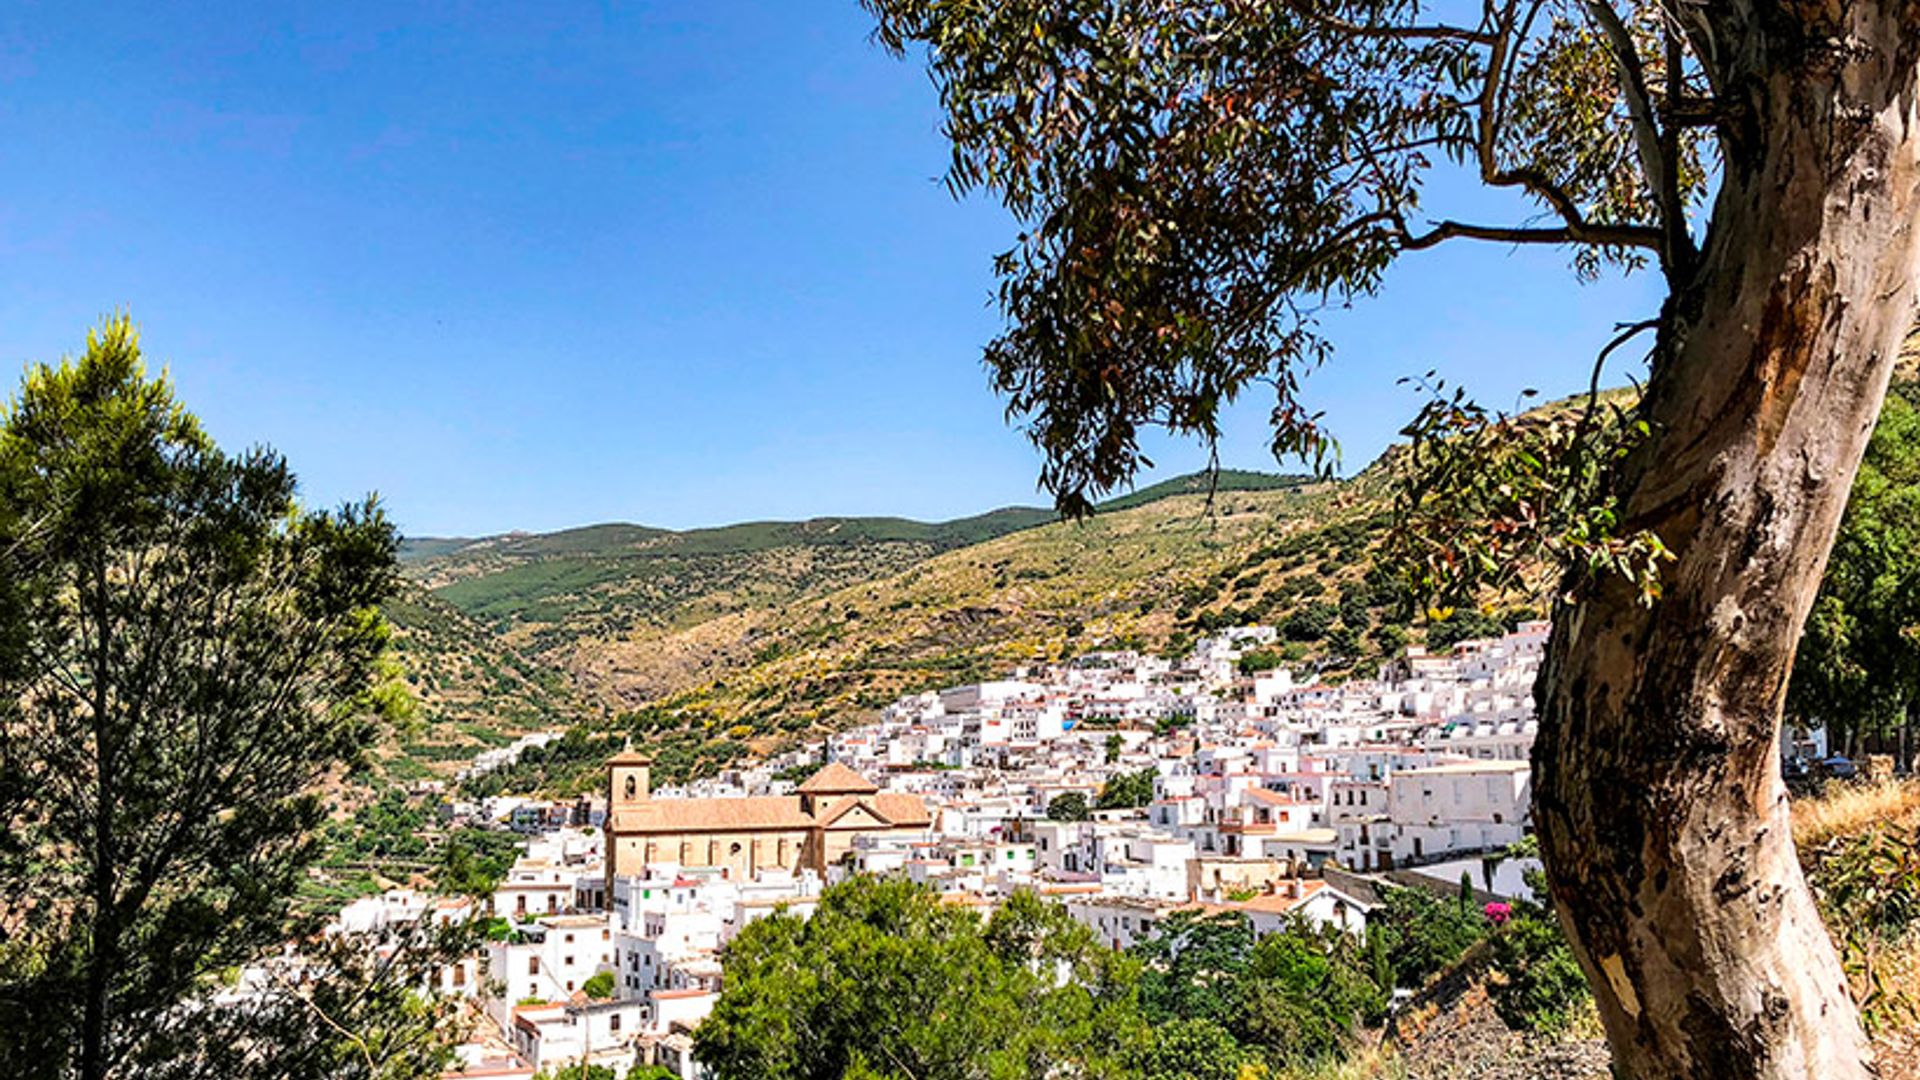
[376,585,598,782]
[1098,468,1311,511]
[384,469,1385,775]
[419,463,1510,794]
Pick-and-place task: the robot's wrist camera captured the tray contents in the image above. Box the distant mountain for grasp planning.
[1097,468,1311,511]
[386,466,1468,791]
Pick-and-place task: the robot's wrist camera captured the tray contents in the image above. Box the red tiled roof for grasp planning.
[797,763,880,794]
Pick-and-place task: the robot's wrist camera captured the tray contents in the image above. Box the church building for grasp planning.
[603,751,933,889]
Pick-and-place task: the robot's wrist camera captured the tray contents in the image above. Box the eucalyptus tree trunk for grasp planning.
[1533,6,1920,1076]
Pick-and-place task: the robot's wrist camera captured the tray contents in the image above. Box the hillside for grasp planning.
[425,464,1486,792]
[385,469,1399,782]
[377,585,598,782]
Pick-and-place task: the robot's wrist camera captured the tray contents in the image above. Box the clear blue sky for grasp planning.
[0,2,1665,539]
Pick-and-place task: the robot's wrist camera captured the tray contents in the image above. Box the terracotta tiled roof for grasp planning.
[796,762,880,794]
[1246,788,1314,806]
[606,789,933,834]
[815,795,887,828]
[1226,881,1327,914]
[608,749,653,766]
[872,793,933,827]
[609,796,814,833]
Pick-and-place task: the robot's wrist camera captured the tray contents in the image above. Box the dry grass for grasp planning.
[1869,934,1920,1079]
[1792,779,1920,852]
[1276,1043,1407,1080]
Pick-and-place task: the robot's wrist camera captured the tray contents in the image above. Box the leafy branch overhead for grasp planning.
[1382,372,1670,615]
[867,0,1714,516]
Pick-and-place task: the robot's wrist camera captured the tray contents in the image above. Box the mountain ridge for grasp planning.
[399,468,1311,564]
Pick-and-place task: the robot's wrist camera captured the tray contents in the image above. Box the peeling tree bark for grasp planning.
[1534,4,1920,1077]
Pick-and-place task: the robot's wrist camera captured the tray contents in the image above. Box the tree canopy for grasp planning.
[865,0,1920,1072]
[1094,766,1158,809]
[1789,379,1920,756]
[696,877,1573,1079]
[0,318,420,1079]
[865,0,1713,517]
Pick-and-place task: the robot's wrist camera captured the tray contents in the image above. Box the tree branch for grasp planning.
[1277,0,1497,43]
[1396,216,1663,251]
[1584,0,1693,273]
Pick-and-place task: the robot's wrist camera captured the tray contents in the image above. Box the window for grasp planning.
[529,958,539,975]
[730,842,742,856]
[610,1014,621,1033]
[452,965,466,987]
[566,981,574,992]
[602,929,610,940]
[565,956,574,967]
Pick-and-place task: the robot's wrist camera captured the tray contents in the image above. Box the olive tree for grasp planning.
[863,1,1920,1075]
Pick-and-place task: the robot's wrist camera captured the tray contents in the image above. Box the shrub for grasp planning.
[581,971,615,1000]
[1486,913,1590,1033]
[1047,792,1090,822]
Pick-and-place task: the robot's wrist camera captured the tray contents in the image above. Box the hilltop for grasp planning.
[388,463,1500,791]
[383,469,1388,776]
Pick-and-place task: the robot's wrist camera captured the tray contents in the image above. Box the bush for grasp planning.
[1237,649,1286,675]
[1130,1018,1245,1080]
[1280,602,1339,642]
[1486,913,1590,1033]
[1047,792,1090,821]
[1096,767,1157,810]
[1370,887,1487,989]
[581,971,615,1000]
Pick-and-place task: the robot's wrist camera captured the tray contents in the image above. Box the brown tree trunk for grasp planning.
[1533,6,1920,1076]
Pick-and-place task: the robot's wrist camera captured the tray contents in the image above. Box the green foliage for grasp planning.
[0,318,422,1078]
[1384,381,1670,615]
[1136,912,1257,1025]
[323,788,435,864]
[699,877,1559,1079]
[438,828,523,898]
[1279,603,1340,643]
[1789,383,1920,749]
[1129,1018,1246,1080]
[535,1065,618,1080]
[863,0,1707,516]
[1133,910,1386,1068]
[581,971,615,1001]
[1486,912,1590,1034]
[1046,791,1091,822]
[1095,767,1157,810]
[1807,824,1920,1030]
[1427,609,1509,651]
[1239,921,1388,1063]
[1368,887,1489,990]
[694,878,1142,1080]
[1237,649,1287,675]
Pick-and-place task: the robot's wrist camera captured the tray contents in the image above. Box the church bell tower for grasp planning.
[608,747,652,807]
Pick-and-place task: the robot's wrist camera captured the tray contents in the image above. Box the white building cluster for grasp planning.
[256,620,1551,1079]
